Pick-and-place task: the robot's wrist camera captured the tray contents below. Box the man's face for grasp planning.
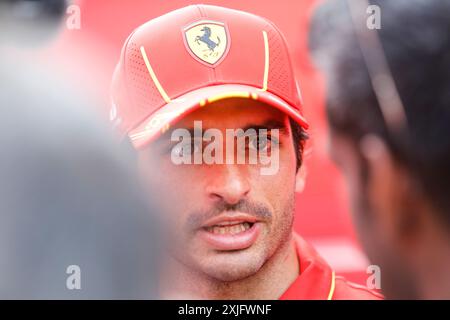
[138,98,299,281]
[328,130,418,298]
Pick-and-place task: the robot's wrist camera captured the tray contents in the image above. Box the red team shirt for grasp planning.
[280,234,383,300]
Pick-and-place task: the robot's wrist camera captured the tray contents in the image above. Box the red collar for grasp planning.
[279,233,335,300]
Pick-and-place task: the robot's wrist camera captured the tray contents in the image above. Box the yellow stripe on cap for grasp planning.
[259,30,269,92]
[140,45,171,103]
[207,91,251,104]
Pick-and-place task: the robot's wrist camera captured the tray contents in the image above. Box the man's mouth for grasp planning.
[204,221,253,235]
[198,214,261,251]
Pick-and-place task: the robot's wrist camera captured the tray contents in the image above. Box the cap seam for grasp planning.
[196,4,217,83]
[123,28,140,130]
[264,19,301,109]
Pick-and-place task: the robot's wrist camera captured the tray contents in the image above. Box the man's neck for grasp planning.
[160,233,299,299]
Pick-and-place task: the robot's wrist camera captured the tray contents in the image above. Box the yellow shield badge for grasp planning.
[183,20,230,67]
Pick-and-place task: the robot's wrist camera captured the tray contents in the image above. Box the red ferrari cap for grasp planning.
[111,4,308,149]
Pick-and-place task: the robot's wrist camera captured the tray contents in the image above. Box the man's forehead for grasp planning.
[172,98,288,130]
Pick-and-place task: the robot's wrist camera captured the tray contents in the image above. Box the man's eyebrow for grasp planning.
[241,120,289,133]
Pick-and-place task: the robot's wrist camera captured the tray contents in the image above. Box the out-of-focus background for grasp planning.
[35,0,369,284]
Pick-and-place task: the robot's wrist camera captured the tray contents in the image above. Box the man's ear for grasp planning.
[295,164,308,193]
[359,135,421,244]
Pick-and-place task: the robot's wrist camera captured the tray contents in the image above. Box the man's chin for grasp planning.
[192,249,267,282]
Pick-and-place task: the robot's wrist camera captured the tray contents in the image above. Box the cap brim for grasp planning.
[128,84,309,149]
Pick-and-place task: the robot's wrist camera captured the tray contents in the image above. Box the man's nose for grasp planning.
[205,165,250,205]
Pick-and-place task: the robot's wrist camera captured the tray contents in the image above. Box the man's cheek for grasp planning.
[163,216,190,252]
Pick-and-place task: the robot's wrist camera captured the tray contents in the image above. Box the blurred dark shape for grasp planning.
[310,0,450,299]
[0,51,160,299]
[310,0,450,231]
[0,0,68,46]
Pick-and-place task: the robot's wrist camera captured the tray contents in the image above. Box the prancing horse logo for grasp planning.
[195,27,221,52]
[184,21,229,66]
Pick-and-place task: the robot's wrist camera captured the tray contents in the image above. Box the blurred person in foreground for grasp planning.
[111,4,382,299]
[0,64,158,299]
[0,0,160,299]
[0,0,68,47]
[0,61,160,299]
[309,0,450,299]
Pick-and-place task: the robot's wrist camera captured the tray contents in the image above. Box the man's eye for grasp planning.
[172,140,201,157]
[248,134,277,152]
